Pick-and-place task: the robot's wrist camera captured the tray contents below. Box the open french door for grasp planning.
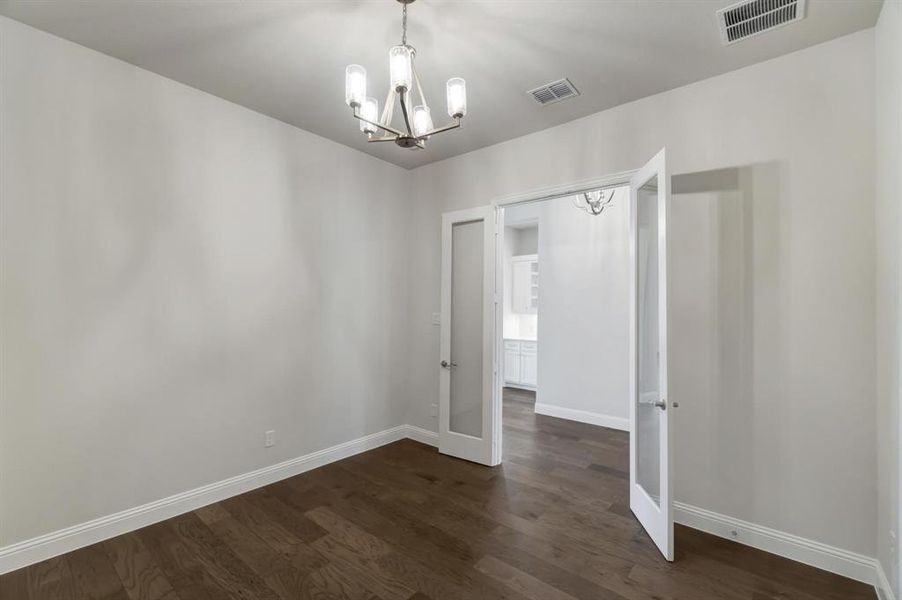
[438,206,501,466]
[629,148,674,561]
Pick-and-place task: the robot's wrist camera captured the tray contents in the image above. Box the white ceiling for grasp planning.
[0,0,881,169]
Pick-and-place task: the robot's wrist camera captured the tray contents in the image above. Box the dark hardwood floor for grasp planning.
[0,388,875,599]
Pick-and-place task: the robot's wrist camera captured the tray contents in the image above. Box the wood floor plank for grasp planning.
[26,557,79,600]
[168,512,281,600]
[135,521,231,600]
[66,544,130,600]
[0,565,31,600]
[475,555,579,600]
[103,533,180,600]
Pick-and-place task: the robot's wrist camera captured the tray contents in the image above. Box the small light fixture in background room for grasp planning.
[344,0,467,150]
[573,188,618,215]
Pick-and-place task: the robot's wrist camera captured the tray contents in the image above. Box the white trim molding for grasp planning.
[876,560,897,600]
[404,425,439,447]
[0,425,429,575]
[675,501,886,593]
[534,402,630,432]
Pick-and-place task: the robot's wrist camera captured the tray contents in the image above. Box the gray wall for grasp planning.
[533,193,630,424]
[407,30,876,557]
[513,226,538,256]
[0,17,411,546]
[875,1,902,596]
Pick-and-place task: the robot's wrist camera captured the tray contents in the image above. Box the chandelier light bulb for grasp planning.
[359,97,379,134]
[345,64,366,107]
[413,105,433,137]
[389,46,413,92]
[446,77,467,118]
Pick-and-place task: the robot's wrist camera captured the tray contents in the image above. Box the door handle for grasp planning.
[640,396,667,410]
[441,360,458,369]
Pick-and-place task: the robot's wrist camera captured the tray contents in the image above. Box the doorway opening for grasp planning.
[438,151,673,560]
[500,186,630,438]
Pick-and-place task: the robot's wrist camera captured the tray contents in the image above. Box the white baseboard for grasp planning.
[504,383,536,392]
[404,425,439,447]
[534,402,630,432]
[675,501,884,591]
[0,424,421,575]
[876,560,897,600]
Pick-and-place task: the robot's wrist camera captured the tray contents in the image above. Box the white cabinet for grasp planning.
[503,339,538,389]
[520,342,538,386]
[510,255,538,314]
[503,343,521,383]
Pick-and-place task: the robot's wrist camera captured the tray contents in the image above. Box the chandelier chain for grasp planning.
[401,2,408,46]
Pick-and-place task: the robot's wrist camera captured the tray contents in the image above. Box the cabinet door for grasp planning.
[528,261,539,313]
[521,352,538,386]
[511,261,531,314]
[504,350,521,384]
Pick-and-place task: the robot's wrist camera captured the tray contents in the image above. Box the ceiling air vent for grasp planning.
[528,78,579,106]
[717,0,807,45]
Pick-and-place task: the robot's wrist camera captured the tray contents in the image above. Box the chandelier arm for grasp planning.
[367,136,399,143]
[380,86,394,126]
[398,89,414,137]
[416,116,461,140]
[413,63,428,108]
[353,107,406,137]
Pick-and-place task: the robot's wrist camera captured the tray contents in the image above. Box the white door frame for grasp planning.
[489,169,638,465]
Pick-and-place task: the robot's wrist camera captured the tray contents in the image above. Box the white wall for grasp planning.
[875,1,902,596]
[532,193,630,424]
[513,226,538,256]
[406,30,876,557]
[0,17,411,547]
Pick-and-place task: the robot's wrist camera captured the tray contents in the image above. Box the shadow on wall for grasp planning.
[670,162,786,521]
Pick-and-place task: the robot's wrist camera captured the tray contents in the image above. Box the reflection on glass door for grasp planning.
[637,177,660,506]
[449,219,484,438]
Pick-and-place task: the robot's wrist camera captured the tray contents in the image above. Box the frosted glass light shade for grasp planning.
[413,105,433,137]
[389,46,413,92]
[446,77,467,118]
[345,64,366,107]
[359,97,379,134]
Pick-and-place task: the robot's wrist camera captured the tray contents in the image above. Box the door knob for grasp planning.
[653,399,666,410]
[441,360,458,369]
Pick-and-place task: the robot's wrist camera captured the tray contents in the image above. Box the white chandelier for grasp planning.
[573,188,618,215]
[344,0,467,150]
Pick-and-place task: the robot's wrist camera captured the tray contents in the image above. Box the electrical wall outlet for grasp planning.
[430,403,438,417]
[264,430,275,448]
[431,312,441,326]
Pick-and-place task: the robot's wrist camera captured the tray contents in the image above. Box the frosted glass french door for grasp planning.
[629,148,674,561]
[438,206,499,466]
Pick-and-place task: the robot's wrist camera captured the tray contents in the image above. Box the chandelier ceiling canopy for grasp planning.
[344,0,467,150]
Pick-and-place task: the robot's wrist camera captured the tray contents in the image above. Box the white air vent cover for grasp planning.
[717,0,807,44]
[527,78,579,105]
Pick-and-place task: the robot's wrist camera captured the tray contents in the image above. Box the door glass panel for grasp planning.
[449,219,484,437]
[637,175,661,506]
